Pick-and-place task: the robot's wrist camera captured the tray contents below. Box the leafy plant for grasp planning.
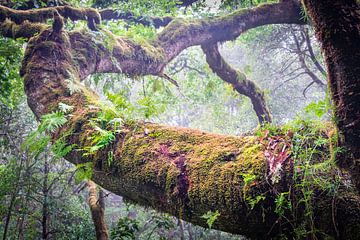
[304,98,331,119]
[201,210,220,229]
[274,191,291,216]
[111,217,140,240]
[137,96,162,119]
[74,162,94,184]
[51,139,76,159]
[38,111,67,133]
[23,111,68,157]
[83,123,116,155]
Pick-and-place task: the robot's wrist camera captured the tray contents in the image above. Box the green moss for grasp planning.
[158,18,207,43]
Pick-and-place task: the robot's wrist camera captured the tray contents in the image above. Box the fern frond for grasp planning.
[58,102,74,114]
[39,111,67,133]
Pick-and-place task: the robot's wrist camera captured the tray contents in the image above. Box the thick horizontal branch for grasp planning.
[0,0,69,9]
[92,0,199,8]
[99,9,173,28]
[202,43,272,123]
[0,4,101,30]
[0,19,46,38]
[20,20,360,239]
[33,1,303,80]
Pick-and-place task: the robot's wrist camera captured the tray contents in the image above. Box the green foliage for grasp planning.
[274,191,291,216]
[150,214,175,230]
[74,162,94,184]
[260,118,343,238]
[106,152,114,167]
[137,96,164,120]
[300,4,310,23]
[23,110,68,158]
[111,216,140,240]
[106,91,134,118]
[220,0,274,10]
[201,210,220,229]
[240,172,266,209]
[304,98,331,119]
[0,160,18,215]
[101,0,180,17]
[0,37,25,107]
[248,195,266,210]
[38,111,67,133]
[107,22,157,44]
[51,139,76,159]
[241,172,256,186]
[83,122,116,154]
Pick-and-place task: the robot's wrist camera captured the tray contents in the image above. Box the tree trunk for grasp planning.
[41,157,49,240]
[302,0,360,192]
[87,181,109,240]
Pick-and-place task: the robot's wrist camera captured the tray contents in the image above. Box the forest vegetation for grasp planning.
[0,0,360,239]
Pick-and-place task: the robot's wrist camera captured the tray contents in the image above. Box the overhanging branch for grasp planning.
[202,43,272,123]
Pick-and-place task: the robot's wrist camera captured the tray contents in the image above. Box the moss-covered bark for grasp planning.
[302,0,360,192]
[87,181,109,240]
[18,24,360,239]
[1,1,307,126]
[0,19,46,39]
[202,44,271,124]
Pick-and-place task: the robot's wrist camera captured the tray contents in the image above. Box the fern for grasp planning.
[74,162,94,184]
[58,102,74,114]
[39,111,67,133]
[23,111,68,157]
[51,139,76,159]
[83,123,115,155]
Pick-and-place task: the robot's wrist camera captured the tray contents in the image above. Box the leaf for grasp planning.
[201,210,220,229]
[74,162,94,184]
[39,111,67,133]
[58,102,74,113]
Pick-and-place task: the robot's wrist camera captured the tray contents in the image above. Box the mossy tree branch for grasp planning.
[0,19,46,39]
[0,4,173,30]
[18,5,360,237]
[202,43,272,123]
[0,1,304,124]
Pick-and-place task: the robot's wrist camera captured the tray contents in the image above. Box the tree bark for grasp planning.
[302,0,360,192]
[41,157,49,240]
[87,181,109,240]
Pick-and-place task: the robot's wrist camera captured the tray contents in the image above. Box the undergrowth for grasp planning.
[256,117,345,239]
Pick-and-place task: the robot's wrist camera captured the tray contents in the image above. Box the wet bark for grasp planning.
[87,181,109,240]
[302,0,360,192]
